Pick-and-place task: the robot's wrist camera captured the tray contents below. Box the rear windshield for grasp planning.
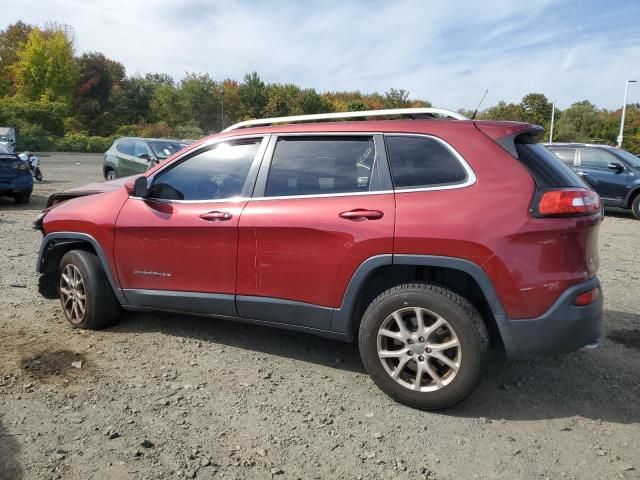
[515,136,586,188]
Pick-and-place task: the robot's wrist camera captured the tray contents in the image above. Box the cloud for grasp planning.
[3,0,639,109]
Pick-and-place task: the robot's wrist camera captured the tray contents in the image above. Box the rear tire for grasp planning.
[34,168,43,182]
[631,194,640,220]
[359,283,488,410]
[58,250,120,329]
[14,193,30,204]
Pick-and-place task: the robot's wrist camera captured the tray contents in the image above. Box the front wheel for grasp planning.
[631,194,640,220]
[14,192,30,204]
[359,283,488,410]
[105,169,116,181]
[58,250,121,329]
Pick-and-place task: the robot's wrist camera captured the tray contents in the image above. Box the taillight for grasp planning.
[574,287,600,306]
[535,188,601,217]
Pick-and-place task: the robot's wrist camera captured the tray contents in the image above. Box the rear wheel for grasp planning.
[34,167,43,182]
[105,169,116,181]
[58,250,120,329]
[359,283,488,410]
[631,194,640,220]
[14,192,30,204]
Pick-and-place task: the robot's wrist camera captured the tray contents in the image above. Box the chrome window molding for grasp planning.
[128,133,476,204]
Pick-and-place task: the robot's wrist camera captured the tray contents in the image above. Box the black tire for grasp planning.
[34,168,43,182]
[58,250,120,329]
[105,169,116,181]
[631,194,640,220]
[358,283,489,410]
[14,192,30,204]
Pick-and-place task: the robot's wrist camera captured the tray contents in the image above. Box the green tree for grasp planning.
[176,73,220,133]
[384,88,411,109]
[0,21,34,95]
[480,101,525,121]
[13,28,75,103]
[520,93,552,128]
[264,83,302,117]
[238,71,267,119]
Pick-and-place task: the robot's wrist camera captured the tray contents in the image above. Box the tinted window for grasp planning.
[149,139,260,201]
[515,140,585,187]
[265,137,374,197]
[117,141,133,155]
[133,141,150,158]
[549,148,576,165]
[386,135,467,189]
[581,148,615,168]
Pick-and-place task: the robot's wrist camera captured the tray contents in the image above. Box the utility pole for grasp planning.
[549,102,555,143]
[220,88,225,131]
[617,80,637,148]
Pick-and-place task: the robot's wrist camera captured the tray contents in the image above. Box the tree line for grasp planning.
[0,21,638,153]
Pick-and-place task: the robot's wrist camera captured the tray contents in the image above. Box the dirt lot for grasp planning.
[1,153,639,480]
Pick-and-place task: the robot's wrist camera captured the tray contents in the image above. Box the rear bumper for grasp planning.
[0,182,33,196]
[501,277,603,358]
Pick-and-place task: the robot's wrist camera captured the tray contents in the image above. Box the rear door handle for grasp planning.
[577,171,588,177]
[339,209,384,221]
[199,211,233,222]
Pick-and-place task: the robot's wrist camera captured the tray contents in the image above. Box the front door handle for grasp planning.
[199,211,233,222]
[577,171,588,177]
[339,209,384,221]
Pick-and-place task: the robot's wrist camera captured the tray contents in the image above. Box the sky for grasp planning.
[3,0,640,110]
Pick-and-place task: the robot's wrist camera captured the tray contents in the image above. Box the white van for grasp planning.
[0,127,16,153]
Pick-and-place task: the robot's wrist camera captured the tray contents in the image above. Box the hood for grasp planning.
[46,175,136,208]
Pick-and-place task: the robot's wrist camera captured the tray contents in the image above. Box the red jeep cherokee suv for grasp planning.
[35,108,603,410]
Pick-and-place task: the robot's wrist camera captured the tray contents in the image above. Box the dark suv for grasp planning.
[545,143,640,219]
[0,143,32,203]
[103,137,186,180]
[35,109,603,410]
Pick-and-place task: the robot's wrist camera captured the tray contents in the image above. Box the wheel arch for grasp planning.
[624,183,640,209]
[38,232,126,304]
[331,254,514,351]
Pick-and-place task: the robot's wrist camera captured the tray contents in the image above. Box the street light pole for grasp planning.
[220,89,225,131]
[617,80,637,148]
[549,102,555,143]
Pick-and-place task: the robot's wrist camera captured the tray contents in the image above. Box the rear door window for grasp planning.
[385,135,468,189]
[117,141,134,156]
[264,136,375,197]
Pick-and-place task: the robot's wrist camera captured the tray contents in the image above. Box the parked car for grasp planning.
[35,108,603,410]
[544,143,640,219]
[0,127,16,153]
[103,137,186,180]
[0,144,32,203]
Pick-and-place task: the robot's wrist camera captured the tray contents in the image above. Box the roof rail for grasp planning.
[222,107,467,132]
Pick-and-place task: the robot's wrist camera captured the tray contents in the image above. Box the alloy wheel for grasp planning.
[59,264,87,325]
[377,307,462,392]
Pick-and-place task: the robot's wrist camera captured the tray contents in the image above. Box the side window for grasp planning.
[117,141,133,155]
[549,148,576,165]
[386,135,467,189]
[148,138,261,201]
[264,136,375,197]
[133,141,150,158]
[581,148,614,168]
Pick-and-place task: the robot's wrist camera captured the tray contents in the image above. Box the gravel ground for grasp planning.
[1,153,639,480]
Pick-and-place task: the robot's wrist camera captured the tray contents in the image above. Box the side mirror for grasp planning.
[133,176,148,197]
[138,152,150,160]
[607,162,624,172]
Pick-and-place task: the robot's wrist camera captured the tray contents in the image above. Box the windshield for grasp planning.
[0,135,8,142]
[611,148,640,168]
[0,144,10,154]
[149,141,183,159]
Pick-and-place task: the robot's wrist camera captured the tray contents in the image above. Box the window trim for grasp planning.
[136,134,270,204]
